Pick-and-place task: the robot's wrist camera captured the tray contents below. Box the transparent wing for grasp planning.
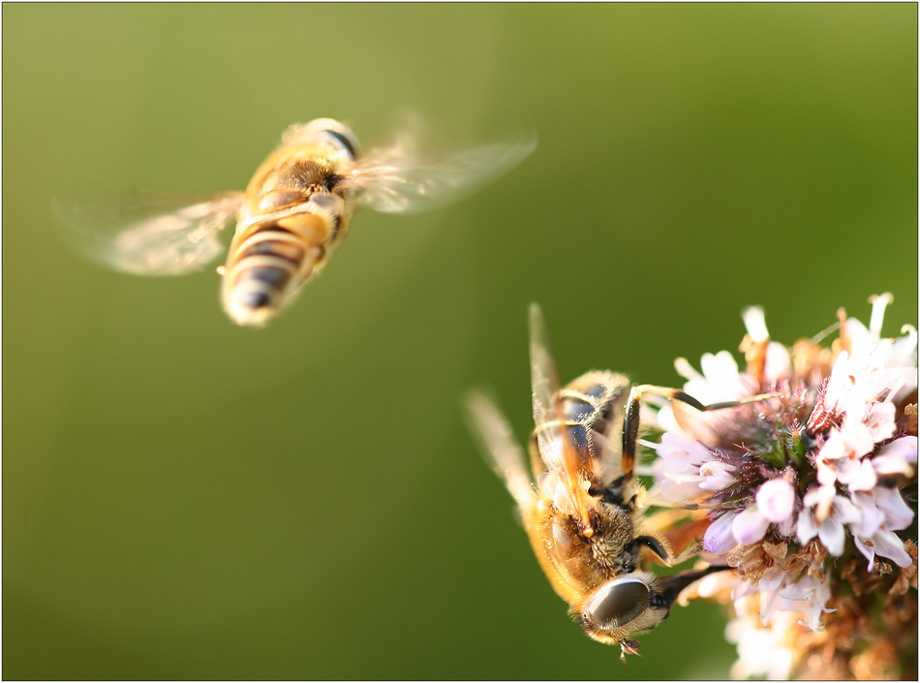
[529,303,595,529]
[464,391,535,508]
[53,189,245,276]
[529,302,564,466]
[346,126,537,215]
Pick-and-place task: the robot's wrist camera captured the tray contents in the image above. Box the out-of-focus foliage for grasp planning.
[4,4,916,680]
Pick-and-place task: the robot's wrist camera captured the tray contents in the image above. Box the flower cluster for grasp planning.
[647,294,917,679]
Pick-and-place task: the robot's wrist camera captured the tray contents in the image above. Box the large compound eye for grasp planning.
[298,118,361,160]
[322,127,359,160]
[309,119,360,160]
[584,578,650,630]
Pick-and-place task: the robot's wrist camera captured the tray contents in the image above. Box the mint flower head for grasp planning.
[646,294,917,680]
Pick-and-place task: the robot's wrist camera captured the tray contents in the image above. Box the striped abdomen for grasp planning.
[220,206,344,327]
[531,371,631,485]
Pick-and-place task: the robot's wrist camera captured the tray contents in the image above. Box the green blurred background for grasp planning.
[4,4,916,680]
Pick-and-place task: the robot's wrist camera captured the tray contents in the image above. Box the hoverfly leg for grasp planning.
[627,535,669,562]
[652,565,726,611]
[621,383,779,482]
[665,541,702,566]
[643,494,754,512]
[631,508,707,566]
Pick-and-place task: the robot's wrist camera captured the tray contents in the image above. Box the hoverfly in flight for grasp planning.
[55,118,536,327]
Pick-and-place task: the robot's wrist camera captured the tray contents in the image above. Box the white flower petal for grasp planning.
[817,517,846,556]
[657,431,710,471]
[816,458,839,487]
[872,436,918,477]
[776,514,797,538]
[821,351,851,415]
[732,506,770,545]
[832,495,862,525]
[868,528,913,568]
[647,469,705,503]
[704,512,739,554]
[683,350,750,404]
[842,421,876,459]
[853,534,877,570]
[873,486,915,531]
[796,510,819,545]
[763,342,792,385]
[777,575,816,602]
[850,492,885,538]
[867,293,893,338]
[865,401,896,443]
[674,357,703,382]
[742,306,769,342]
[818,423,875,462]
[802,485,836,522]
[694,570,736,599]
[756,478,795,523]
[803,579,833,632]
[855,528,912,570]
[844,316,873,348]
[890,325,918,368]
[699,460,737,491]
[838,458,878,492]
[700,350,740,383]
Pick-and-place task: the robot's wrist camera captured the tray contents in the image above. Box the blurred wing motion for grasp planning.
[465,391,535,508]
[50,117,535,326]
[53,189,244,276]
[348,126,537,215]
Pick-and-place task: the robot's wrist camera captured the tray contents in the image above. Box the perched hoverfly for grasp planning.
[466,304,768,657]
[54,118,536,327]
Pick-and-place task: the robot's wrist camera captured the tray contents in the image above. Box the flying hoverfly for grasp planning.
[54,118,536,327]
[466,304,769,657]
